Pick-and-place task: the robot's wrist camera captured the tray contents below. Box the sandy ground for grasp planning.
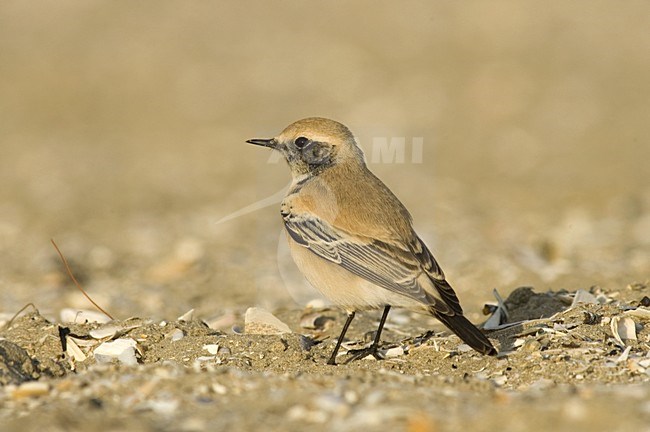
[1,1,649,431]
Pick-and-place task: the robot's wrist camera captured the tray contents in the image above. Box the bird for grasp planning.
[246,117,497,365]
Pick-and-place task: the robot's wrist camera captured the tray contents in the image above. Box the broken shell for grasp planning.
[89,325,119,340]
[66,336,87,362]
[512,338,526,348]
[203,344,220,355]
[60,309,111,324]
[483,289,510,330]
[244,307,291,335]
[625,307,650,320]
[305,298,328,309]
[570,289,599,308]
[94,338,139,365]
[383,346,405,358]
[610,316,637,346]
[203,312,236,330]
[177,309,195,322]
[616,346,632,363]
[300,313,334,330]
[168,328,184,342]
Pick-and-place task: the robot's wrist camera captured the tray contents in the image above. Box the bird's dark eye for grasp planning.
[295,136,310,148]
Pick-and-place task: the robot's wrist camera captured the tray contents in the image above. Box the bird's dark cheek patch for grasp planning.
[301,143,332,166]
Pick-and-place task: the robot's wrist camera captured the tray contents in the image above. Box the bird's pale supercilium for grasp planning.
[247,117,497,365]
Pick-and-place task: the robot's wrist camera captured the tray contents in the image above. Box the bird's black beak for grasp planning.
[246,138,276,149]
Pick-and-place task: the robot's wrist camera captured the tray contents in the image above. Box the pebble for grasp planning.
[94,338,139,365]
[287,405,328,423]
[383,346,405,358]
[144,397,179,415]
[492,375,508,386]
[10,381,50,399]
[168,328,185,342]
[212,383,227,395]
[244,307,292,335]
[305,298,328,309]
[203,344,220,355]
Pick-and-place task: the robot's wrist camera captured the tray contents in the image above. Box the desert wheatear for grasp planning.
[247,117,497,365]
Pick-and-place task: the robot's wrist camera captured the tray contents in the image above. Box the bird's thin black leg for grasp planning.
[346,305,391,363]
[370,305,391,350]
[327,311,356,365]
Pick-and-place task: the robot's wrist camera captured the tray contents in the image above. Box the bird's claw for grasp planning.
[343,345,384,363]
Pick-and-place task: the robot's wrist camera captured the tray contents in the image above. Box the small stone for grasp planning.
[523,339,542,352]
[244,307,291,335]
[492,375,508,386]
[168,328,184,342]
[305,298,328,309]
[212,383,227,395]
[94,338,138,365]
[11,381,50,399]
[203,344,220,355]
[384,346,405,358]
[0,340,37,385]
[145,397,179,415]
[570,289,598,308]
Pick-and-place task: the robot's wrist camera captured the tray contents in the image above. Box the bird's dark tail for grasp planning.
[433,312,497,356]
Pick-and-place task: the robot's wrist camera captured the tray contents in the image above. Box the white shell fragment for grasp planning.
[168,328,184,342]
[483,289,511,330]
[610,316,637,346]
[625,307,650,320]
[203,312,236,330]
[244,307,292,335]
[94,338,139,365]
[66,336,87,362]
[177,309,195,322]
[60,308,111,324]
[89,325,119,340]
[383,346,405,358]
[203,344,220,355]
[616,346,632,363]
[570,289,599,308]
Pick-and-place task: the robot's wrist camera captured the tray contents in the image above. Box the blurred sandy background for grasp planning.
[0,1,648,320]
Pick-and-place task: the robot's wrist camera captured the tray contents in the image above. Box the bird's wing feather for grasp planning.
[285,214,463,315]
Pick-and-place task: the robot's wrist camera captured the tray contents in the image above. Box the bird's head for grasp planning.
[247,117,365,178]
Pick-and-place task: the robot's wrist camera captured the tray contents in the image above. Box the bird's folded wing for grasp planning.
[285,214,462,314]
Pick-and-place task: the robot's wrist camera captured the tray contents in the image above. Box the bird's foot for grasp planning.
[343,344,384,364]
